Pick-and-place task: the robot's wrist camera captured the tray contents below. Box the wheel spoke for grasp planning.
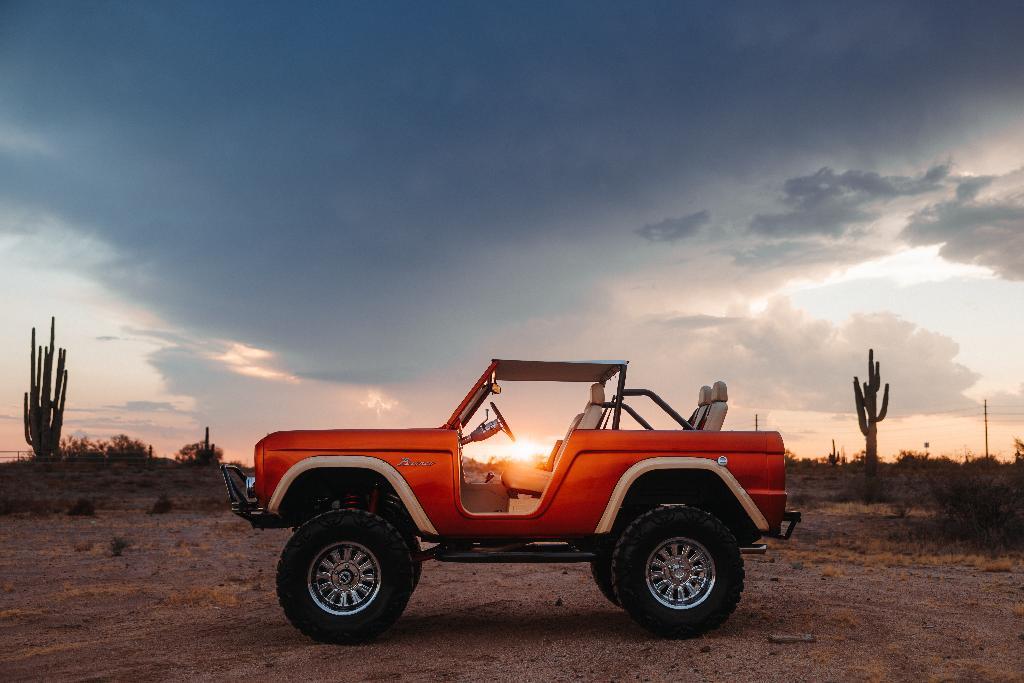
[309,542,382,615]
[645,536,716,610]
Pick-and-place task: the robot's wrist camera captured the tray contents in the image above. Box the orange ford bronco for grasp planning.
[222,359,799,642]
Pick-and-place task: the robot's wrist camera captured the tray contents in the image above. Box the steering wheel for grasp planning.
[489,401,516,442]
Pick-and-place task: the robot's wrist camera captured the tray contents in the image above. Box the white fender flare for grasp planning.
[594,457,770,534]
[267,455,439,536]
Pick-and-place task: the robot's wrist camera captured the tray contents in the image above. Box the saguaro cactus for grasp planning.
[853,348,889,479]
[24,317,68,459]
[198,426,218,465]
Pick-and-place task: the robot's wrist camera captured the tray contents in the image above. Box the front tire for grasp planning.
[276,510,414,644]
[611,506,744,638]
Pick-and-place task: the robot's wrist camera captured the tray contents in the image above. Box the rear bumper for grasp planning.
[220,464,289,529]
[769,510,801,539]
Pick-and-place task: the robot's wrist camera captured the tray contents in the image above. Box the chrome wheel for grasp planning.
[645,537,716,610]
[308,541,381,615]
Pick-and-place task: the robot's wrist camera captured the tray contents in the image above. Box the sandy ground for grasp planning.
[2,498,1023,682]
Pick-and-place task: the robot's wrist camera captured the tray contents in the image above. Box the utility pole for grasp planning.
[755,414,759,431]
[984,399,989,459]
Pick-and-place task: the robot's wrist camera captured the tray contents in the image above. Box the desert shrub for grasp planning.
[106,434,151,462]
[895,450,930,467]
[930,471,1024,549]
[834,476,890,504]
[149,494,173,514]
[110,537,131,557]
[59,435,107,462]
[176,441,223,466]
[60,434,153,462]
[67,498,96,516]
[0,497,58,515]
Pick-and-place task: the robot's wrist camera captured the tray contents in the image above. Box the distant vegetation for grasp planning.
[787,455,1024,551]
[174,427,222,466]
[59,434,153,462]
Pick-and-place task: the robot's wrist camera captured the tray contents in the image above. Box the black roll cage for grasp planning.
[608,364,694,431]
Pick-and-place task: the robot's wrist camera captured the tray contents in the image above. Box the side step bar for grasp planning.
[435,543,597,563]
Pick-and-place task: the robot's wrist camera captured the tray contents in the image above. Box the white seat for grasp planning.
[703,381,729,431]
[577,383,607,429]
[689,385,712,429]
[502,383,605,496]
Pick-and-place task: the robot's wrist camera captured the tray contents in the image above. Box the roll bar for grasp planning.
[606,384,694,431]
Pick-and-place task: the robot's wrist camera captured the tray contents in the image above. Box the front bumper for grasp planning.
[219,464,289,528]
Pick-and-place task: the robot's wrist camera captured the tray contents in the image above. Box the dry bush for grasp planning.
[149,494,173,514]
[930,470,1024,549]
[0,496,58,515]
[1013,603,1024,617]
[73,540,93,552]
[110,536,131,557]
[980,558,1014,572]
[67,498,96,516]
[834,476,890,505]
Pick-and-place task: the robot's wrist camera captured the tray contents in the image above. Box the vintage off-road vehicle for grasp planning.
[222,359,799,642]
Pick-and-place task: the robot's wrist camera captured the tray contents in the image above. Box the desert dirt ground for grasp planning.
[1,465,1023,682]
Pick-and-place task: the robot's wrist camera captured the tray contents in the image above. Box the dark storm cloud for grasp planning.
[2,1,1024,382]
[750,164,950,237]
[902,173,1024,279]
[635,210,710,242]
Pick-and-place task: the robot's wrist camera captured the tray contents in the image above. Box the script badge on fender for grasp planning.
[398,457,435,467]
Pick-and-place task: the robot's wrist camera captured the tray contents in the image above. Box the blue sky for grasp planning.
[1,2,1023,461]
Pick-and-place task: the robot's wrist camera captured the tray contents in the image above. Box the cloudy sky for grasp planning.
[2,1,1023,463]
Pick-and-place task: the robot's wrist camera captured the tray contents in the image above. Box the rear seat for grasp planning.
[703,381,729,431]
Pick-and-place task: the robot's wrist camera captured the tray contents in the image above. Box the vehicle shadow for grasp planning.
[386,605,647,643]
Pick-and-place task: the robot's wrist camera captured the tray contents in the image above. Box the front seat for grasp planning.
[689,385,712,429]
[501,383,606,496]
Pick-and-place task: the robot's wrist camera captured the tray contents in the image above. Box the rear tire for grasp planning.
[612,506,743,638]
[590,555,620,606]
[276,510,413,644]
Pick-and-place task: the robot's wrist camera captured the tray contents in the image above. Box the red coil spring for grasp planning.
[340,492,363,509]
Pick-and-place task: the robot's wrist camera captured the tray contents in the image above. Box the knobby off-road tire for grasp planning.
[611,506,744,638]
[276,509,414,644]
[407,535,423,590]
[590,555,620,606]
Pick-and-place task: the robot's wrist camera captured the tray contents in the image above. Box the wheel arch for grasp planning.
[595,458,768,545]
[268,455,438,536]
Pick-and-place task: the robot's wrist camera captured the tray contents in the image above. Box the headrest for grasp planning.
[711,380,728,402]
[590,383,605,405]
[698,385,712,406]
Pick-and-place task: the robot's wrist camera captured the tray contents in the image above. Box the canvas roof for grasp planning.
[492,359,626,383]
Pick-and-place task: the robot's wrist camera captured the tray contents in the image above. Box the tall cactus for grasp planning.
[853,348,889,479]
[23,317,68,460]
